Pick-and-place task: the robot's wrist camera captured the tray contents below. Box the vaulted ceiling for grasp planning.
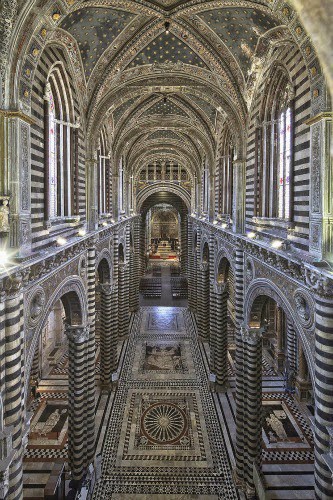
[16,0,311,180]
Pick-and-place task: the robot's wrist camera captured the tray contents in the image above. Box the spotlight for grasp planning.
[57,237,67,246]
[221,223,227,229]
[271,239,282,249]
[213,220,218,225]
[247,232,256,239]
[165,21,170,34]
[78,229,86,237]
[102,222,108,227]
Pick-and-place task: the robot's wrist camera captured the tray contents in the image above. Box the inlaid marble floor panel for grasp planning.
[93,307,242,499]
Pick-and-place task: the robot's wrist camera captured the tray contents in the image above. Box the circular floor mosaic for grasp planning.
[141,402,187,444]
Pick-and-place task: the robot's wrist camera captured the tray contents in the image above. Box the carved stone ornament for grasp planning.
[28,287,46,328]
[240,326,264,345]
[0,197,10,233]
[245,258,254,283]
[65,325,90,344]
[293,290,315,329]
[0,469,9,500]
[79,255,87,281]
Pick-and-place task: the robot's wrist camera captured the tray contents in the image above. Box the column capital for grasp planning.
[98,282,117,295]
[211,281,227,295]
[65,324,90,343]
[305,266,333,298]
[199,262,209,272]
[240,326,265,344]
[4,273,23,298]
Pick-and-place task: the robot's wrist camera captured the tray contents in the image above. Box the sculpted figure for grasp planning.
[0,199,9,232]
[30,293,45,321]
[295,295,310,322]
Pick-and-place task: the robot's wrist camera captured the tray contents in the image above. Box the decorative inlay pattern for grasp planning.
[92,307,239,497]
[141,401,188,445]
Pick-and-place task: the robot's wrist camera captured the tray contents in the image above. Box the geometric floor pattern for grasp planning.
[93,307,242,499]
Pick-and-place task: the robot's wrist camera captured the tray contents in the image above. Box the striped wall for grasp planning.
[245,44,312,251]
[30,45,86,251]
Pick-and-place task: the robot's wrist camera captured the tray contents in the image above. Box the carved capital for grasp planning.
[65,325,90,344]
[305,267,333,298]
[212,282,227,295]
[240,326,265,345]
[4,273,23,297]
[98,282,117,295]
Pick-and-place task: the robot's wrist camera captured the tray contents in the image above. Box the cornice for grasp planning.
[0,110,35,125]
[191,216,333,298]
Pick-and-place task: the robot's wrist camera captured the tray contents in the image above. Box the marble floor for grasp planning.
[93,307,243,499]
[23,304,315,499]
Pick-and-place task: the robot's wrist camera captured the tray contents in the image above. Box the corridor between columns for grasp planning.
[93,306,241,499]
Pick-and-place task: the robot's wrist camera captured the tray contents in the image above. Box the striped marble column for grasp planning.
[234,247,246,486]
[286,321,297,375]
[208,233,216,359]
[4,275,25,500]
[209,286,217,373]
[123,225,131,323]
[86,246,96,466]
[180,212,188,275]
[214,284,228,389]
[100,284,113,388]
[66,325,90,482]
[242,327,263,497]
[314,293,333,500]
[234,326,245,486]
[139,217,146,276]
[118,263,127,338]
[197,262,210,339]
[187,219,196,310]
[131,218,140,311]
[110,283,119,374]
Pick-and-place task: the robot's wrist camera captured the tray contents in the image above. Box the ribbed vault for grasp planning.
[7,0,325,202]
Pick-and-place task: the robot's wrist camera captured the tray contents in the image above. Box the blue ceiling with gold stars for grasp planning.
[128,32,207,68]
[113,96,141,124]
[60,7,136,78]
[187,94,216,124]
[143,98,188,117]
[148,130,182,141]
[198,8,280,75]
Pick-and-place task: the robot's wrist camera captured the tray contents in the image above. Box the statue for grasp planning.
[0,199,9,232]
[30,292,45,322]
[295,295,310,322]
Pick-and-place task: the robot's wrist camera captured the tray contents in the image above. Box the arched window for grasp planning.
[217,128,234,218]
[44,63,78,221]
[97,127,110,216]
[254,68,294,222]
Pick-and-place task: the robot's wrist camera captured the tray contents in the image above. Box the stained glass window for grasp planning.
[278,107,292,219]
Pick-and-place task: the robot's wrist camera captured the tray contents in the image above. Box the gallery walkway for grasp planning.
[93,306,242,499]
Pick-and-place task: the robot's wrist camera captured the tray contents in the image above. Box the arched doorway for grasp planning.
[235,293,314,496]
[25,283,94,491]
